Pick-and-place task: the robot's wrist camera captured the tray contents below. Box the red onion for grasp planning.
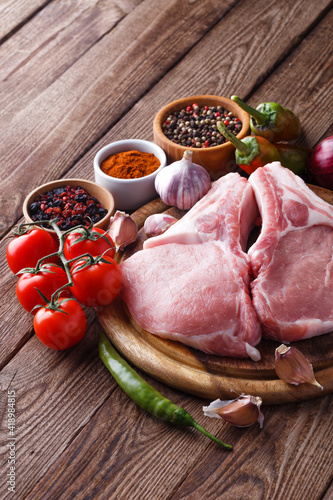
[308,136,333,189]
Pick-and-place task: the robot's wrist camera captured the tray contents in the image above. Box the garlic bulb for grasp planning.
[108,211,138,251]
[203,394,264,428]
[144,213,177,237]
[275,344,323,389]
[155,150,211,210]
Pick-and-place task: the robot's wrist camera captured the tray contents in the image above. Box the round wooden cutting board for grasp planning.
[97,185,333,405]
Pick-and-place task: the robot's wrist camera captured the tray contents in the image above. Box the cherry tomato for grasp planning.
[33,298,87,350]
[16,265,71,315]
[71,256,122,307]
[6,228,58,274]
[64,228,115,261]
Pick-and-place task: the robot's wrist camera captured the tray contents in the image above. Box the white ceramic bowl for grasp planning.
[94,139,167,211]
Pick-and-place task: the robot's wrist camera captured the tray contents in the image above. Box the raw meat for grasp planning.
[248,162,333,342]
[120,173,262,361]
[143,172,257,251]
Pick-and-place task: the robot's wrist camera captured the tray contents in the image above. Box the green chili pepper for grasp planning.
[231,95,301,143]
[98,331,232,450]
[273,143,312,178]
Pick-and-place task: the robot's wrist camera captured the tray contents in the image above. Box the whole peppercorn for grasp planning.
[162,103,241,148]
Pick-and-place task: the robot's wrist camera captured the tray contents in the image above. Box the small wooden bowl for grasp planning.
[23,179,115,235]
[153,95,250,179]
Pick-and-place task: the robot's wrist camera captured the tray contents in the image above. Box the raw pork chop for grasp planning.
[120,173,262,360]
[248,162,333,342]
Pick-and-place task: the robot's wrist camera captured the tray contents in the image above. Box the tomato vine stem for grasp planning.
[14,217,116,310]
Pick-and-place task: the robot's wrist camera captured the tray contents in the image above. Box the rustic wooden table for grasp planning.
[1,1,332,499]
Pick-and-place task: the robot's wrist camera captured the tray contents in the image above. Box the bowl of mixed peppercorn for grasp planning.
[23,178,115,234]
[153,95,250,179]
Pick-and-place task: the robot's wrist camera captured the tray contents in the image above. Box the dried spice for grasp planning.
[101,150,160,179]
[162,103,242,148]
[29,185,108,230]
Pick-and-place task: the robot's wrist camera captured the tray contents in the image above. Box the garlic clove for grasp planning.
[108,211,138,251]
[203,394,264,428]
[275,344,323,389]
[144,213,177,237]
[155,150,211,210]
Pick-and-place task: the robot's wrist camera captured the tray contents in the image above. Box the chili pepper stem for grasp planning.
[217,121,250,155]
[231,95,268,125]
[191,420,232,450]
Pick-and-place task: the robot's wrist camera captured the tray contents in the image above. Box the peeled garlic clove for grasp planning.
[155,150,211,210]
[203,394,264,428]
[108,211,138,251]
[275,344,323,389]
[144,213,177,237]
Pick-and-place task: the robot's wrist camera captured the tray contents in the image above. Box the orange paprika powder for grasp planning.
[101,150,160,179]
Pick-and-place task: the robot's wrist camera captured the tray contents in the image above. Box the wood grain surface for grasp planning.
[0,0,143,116]
[0,0,49,42]
[0,0,235,237]
[98,185,333,404]
[0,1,332,499]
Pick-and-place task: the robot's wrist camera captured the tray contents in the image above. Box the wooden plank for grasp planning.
[171,397,333,500]
[0,254,35,370]
[22,367,333,499]
[0,321,226,499]
[26,392,227,500]
[0,316,116,499]
[0,0,236,238]
[319,123,333,143]
[245,9,333,148]
[0,0,49,42]
[65,0,332,184]
[323,482,333,500]
[0,0,143,118]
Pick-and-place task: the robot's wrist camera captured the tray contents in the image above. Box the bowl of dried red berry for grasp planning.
[23,178,115,234]
[153,95,250,179]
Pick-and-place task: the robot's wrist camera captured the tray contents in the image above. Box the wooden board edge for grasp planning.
[97,308,333,405]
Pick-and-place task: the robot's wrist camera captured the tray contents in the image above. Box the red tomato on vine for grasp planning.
[16,265,71,314]
[70,256,122,307]
[64,228,115,261]
[33,298,87,350]
[6,228,58,274]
